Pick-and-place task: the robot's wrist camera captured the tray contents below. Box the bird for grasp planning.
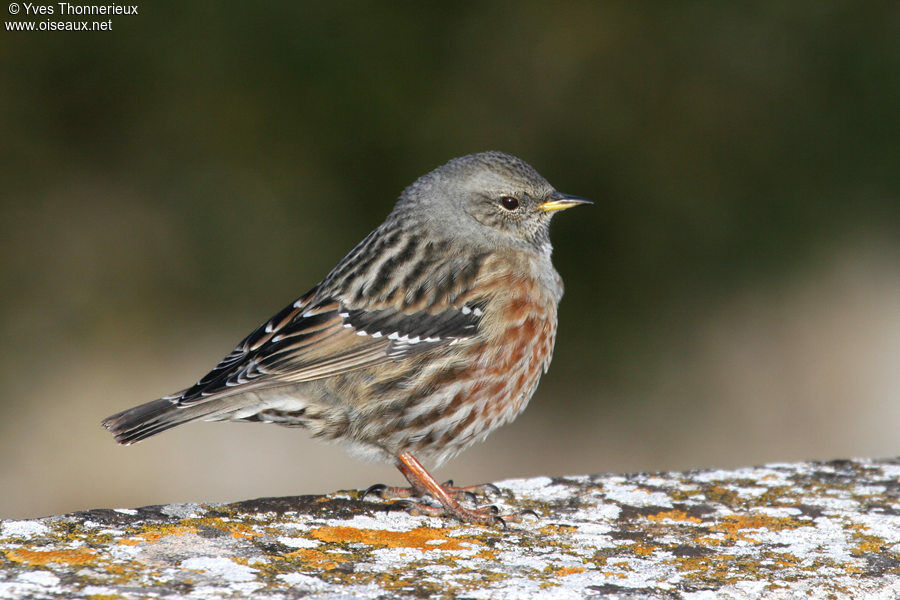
[102,151,589,526]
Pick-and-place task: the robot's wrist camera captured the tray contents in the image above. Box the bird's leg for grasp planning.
[374,451,532,526]
[364,450,500,504]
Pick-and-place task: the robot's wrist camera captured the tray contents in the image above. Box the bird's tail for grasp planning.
[102,396,237,445]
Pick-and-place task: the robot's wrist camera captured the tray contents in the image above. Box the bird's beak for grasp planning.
[537,193,593,213]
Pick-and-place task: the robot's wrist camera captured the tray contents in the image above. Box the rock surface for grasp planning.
[1,458,899,599]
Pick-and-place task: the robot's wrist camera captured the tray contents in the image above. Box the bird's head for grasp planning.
[396,151,590,253]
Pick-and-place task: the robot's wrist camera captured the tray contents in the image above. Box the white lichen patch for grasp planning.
[853,513,900,542]
[108,543,143,561]
[16,571,60,587]
[495,476,553,492]
[80,584,118,596]
[798,495,861,511]
[277,572,329,590]
[879,463,900,478]
[729,486,770,498]
[160,502,206,519]
[276,535,320,549]
[1,520,50,539]
[601,482,674,507]
[321,513,421,532]
[693,465,793,486]
[180,556,258,582]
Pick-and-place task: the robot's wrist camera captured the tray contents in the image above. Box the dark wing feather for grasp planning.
[172,288,485,404]
[173,287,318,404]
[344,299,485,341]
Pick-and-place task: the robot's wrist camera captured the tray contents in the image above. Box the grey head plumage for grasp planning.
[390,151,590,254]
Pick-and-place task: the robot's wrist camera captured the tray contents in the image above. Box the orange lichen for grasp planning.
[556,566,586,576]
[772,554,799,569]
[845,524,891,559]
[286,548,343,570]
[711,515,800,541]
[197,518,261,540]
[633,544,655,556]
[116,519,260,546]
[473,549,498,561]
[675,554,740,584]
[851,538,885,555]
[102,562,140,583]
[117,524,198,545]
[703,486,741,506]
[693,536,729,546]
[539,525,578,536]
[309,526,480,551]
[602,571,628,579]
[646,510,702,524]
[6,547,98,566]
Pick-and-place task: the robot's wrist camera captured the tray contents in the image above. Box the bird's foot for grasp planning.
[363,479,500,504]
[371,453,539,526]
[390,500,539,528]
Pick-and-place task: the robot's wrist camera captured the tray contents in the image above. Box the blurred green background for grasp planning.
[1,2,899,519]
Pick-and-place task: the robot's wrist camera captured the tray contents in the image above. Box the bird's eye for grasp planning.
[500,196,520,211]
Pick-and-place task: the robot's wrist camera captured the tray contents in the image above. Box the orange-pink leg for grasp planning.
[365,451,535,526]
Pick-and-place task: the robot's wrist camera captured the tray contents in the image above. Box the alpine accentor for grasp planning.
[102,151,589,525]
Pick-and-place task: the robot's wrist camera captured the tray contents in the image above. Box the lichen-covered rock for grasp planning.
[1,458,898,599]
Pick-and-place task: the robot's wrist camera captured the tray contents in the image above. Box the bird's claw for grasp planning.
[362,483,387,500]
[481,483,502,495]
[388,499,413,510]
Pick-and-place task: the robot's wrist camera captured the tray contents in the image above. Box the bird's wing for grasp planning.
[170,286,486,406]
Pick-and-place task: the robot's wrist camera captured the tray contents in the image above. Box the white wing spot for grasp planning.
[461,306,472,315]
[473,307,483,317]
[388,332,400,340]
[356,330,368,337]
[371,332,383,338]
[343,323,353,329]
[339,311,350,318]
